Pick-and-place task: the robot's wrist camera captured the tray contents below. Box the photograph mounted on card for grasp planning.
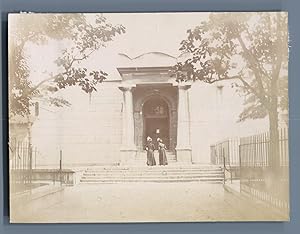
[8,12,289,223]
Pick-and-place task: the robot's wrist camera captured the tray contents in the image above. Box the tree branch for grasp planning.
[238,76,270,109]
[32,44,101,93]
[30,75,58,92]
[236,35,269,100]
[204,75,241,84]
[63,42,101,73]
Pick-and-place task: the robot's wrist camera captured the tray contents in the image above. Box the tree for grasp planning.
[9,13,125,116]
[173,12,288,170]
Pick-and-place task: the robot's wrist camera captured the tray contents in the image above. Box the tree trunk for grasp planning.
[268,108,280,171]
[268,63,281,171]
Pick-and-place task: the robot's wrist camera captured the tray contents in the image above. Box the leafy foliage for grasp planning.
[9,14,125,116]
[173,13,288,122]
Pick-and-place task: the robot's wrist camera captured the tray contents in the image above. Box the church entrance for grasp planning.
[132,84,178,152]
[143,97,170,149]
[117,65,192,164]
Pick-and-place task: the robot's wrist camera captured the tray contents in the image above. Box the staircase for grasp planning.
[134,150,176,165]
[80,164,224,184]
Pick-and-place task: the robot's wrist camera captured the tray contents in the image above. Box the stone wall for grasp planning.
[189,80,268,164]
[31,81,123,167]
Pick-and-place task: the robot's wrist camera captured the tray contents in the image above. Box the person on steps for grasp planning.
[157,138,168,166]
[145,136,156,166]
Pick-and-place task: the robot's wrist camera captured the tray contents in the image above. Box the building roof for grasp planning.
[117,51,189,68]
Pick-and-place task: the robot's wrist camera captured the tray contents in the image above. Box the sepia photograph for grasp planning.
[8,12,289,223]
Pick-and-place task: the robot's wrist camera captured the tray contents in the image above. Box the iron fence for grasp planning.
[9,139,75,193]
[239,128,289,214]
[210,137,240,183]
[210,128,289,214]
[9,138,37,194]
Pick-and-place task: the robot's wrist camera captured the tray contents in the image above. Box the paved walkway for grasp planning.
[14,182,285,223]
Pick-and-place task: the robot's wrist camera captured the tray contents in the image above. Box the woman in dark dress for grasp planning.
[157,138,168,166]
[145,137,156,166]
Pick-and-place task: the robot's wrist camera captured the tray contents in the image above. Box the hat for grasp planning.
[147,136,152,141]
[157,138,162,143]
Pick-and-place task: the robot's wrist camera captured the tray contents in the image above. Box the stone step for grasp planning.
[137,151,175,153]
[82,170,223,175]
[137,153,175,155]
[82,173,223,177]
[136,154,176,159]
[139,154,175,155]
[86,165,221,170]
[135,159,177,161]
[86,168,222,172]
[135,159,176,162]
[80,177,224,183]
[132,161,177,165]
[80,164,224,184]
[85,171,223,175]
[83,169,222,174]
[81,175,223,180]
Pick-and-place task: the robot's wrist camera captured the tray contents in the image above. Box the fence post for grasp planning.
[59,149,63,186]
[238,143,242,193]
[34,148,37,169]
[227,140,233,184]
[29,144,33,194]
[223,148,225,184]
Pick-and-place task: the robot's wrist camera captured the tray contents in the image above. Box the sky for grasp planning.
[23,13,210,84]
[15,12,287,85]
[103,13,209,57]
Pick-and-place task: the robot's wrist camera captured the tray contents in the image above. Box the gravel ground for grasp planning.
[11,182,287,223]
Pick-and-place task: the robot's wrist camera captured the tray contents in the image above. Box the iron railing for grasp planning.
[9,139,36,194]
[210,138,240,183]
[210,128,289,214]
[239,128,289,214]
[9,139,72,193]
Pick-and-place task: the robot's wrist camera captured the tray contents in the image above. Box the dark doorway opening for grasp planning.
[143,97,170,149]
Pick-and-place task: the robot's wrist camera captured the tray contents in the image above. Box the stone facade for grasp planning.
[28,52,271,167]
[31,82,124,166]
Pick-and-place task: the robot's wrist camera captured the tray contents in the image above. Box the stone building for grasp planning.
[11,13,287,167]
[28,51,271,167]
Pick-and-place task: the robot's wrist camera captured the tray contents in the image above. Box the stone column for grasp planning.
[119,85,137,164]
[176,83,192,163]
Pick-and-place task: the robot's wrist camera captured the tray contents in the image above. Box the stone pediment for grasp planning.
[117,52,177,68]
[116,51,189,84]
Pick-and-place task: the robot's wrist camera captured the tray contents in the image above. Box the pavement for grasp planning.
[11,182,287,223]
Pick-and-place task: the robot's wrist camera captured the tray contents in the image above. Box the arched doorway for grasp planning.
[142,97,170,149]
[132,85,178,152]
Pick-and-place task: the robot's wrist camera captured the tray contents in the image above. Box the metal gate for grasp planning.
[9,138,36,194]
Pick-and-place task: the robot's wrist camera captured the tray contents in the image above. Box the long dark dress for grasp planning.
[158,142,168,166]
[146,142,156,166]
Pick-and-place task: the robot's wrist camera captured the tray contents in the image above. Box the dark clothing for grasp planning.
[146,142,156,166]
[158,142,168,166]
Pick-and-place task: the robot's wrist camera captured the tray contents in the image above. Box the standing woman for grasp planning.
[145,136,156,166]
[157,138,168,166]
